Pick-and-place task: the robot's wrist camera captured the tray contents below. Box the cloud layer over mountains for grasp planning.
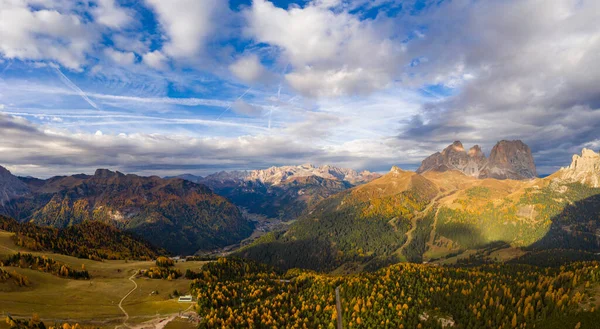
[0,0,598,177]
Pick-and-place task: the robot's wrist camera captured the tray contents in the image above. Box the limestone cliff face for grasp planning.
[480,140,537,179]
[417,140,537,180]
[557,148,600,187]
[416,141,482,177]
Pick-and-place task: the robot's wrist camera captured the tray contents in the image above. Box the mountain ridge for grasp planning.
[172,164,381,220]
[417,140,537,180]
[0,167,254,255]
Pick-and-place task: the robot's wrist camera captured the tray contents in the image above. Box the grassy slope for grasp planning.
[0,231,204,326]
[240,167,600,271]
[236,169,440,271]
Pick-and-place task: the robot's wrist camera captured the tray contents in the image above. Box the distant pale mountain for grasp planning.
[0,168,254,255]
[189,164,381,220]
[201,164,380,186]
[417,140,537,180]
[239,148,600,271]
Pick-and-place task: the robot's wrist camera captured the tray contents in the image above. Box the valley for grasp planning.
[1,142,600,328]
[1,1,598,327]
[0,230,203,329]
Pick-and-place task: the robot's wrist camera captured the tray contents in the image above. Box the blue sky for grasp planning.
[0,0,599,177]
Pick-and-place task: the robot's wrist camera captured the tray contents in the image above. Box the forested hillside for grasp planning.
[0,215,164,260]
[0,169,254,255]
[236,168,440,271]
[210,175,352,220]
[191,257,600,328]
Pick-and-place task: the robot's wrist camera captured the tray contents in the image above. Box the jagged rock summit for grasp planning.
[480,140,537,179]
[417,140,537,180]
[557,148,600,187]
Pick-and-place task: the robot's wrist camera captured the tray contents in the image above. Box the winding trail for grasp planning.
[116,270,138,329]
[426,190,458,248]
[0,244,18,253]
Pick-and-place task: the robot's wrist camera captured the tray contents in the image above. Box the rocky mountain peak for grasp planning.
[468,145,485,158]
[449,141,465,152]
[580,148,599,159]
[559,148,600,187]
[94,168,125,178]
[480,140,537,179]
[390,165,404,174]
[417,140,537,180]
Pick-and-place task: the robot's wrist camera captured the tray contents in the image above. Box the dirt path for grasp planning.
[398,216,419,254]
[426,190,458,248]
[0,244,18,253]
[116,270,138,329]
[398,192,446,255]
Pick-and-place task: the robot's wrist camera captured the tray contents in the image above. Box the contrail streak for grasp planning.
[54,67,100,110]
[217,87,251,119]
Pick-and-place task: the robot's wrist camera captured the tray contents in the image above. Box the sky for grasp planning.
[0,0,599,178]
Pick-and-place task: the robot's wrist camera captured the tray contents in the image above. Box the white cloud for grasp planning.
[286,66,391,97]
[142,50,168,70]
[145,0,226,58]
[229,54,271,84]
[0,0,97,70]
[232,100,263,117]
[91,0,133,29]
[245,0,404,97]
[104,48,135,65]
[111,34,149,54]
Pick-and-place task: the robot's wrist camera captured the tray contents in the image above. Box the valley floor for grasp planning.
[0,231,203,329]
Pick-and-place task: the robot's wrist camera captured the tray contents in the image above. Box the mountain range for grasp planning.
[171,164,381,220]
[0,168,253,255]
[237,144,600,271]
[1,140,598,270]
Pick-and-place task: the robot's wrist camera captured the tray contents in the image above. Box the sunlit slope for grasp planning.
[429,171,600,254]
[236,167,440,271]
[239,163,600,271]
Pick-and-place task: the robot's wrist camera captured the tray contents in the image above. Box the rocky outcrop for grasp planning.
[0,165,30,205]
[479,140,537,179]
[557,148,600,187]
[417,140,537,180]
[417,141,488,178]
